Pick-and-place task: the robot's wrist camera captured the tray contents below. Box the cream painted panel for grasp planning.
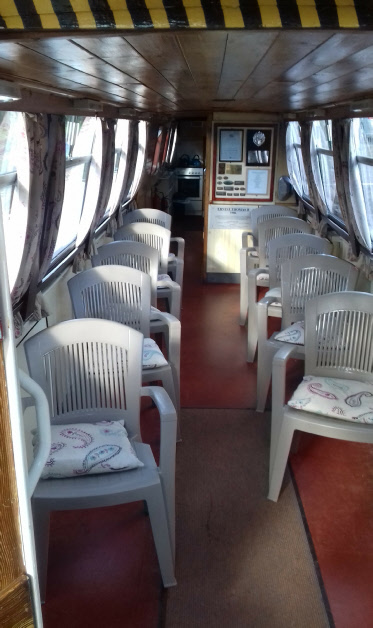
[207,228,252,274]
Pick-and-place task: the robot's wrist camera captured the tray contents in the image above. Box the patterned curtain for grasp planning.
[86,118,115,254]
[12,113,49,307]
[331,120,359,256]
[12,113,66,322]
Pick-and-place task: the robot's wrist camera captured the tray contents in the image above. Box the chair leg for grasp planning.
[239,249,248,325]
[247,303,258,363]
[268,420,295,502]
[32,502,50,603]
[256,343,275,412]
[147,490,176,587]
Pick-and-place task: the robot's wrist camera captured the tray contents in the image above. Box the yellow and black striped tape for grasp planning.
[0,0,371,30]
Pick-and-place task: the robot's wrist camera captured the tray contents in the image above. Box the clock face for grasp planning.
[253,131,266,147]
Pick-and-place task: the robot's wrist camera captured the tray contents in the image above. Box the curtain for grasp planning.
[12,113,49,307]
[85,118,115,255]
[332,120,359,256]
[12,113,66,321]
[300,121,324,230]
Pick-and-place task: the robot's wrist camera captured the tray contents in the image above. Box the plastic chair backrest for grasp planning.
[305,291,373,384]
[251,205,297,243]
[257,217,312,267]
[280,254,359,329]
[24,319,143,435]
[92,240,158,307]
[114,223,170,274]
[122,208,172,230]
[68,265,152,337]
[267,233,332,288]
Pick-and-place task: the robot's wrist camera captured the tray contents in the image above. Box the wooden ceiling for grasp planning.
[2,30,373,116]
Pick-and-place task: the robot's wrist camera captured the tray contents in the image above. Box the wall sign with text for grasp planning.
[213,124,276,203]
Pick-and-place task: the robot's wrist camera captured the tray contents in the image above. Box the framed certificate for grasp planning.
[246,169,269,196]
[219,129,243,162]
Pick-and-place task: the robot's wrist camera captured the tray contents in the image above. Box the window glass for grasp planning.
[311,120,342,221]
[349,117,373,248]
[285,122,309,198]
[102,119,130,223]
[167,125,178,165]
[52,116,102,262]
[127,120,147,202]
[151,127,163,174]
[0,111,29,289]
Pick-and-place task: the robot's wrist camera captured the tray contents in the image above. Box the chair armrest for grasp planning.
[170,237,185,260]
[241,230,253,247]
[140,386,176,504]
[149,311,180,371]
[167,256,184,288]
[240,247,257,275]
[19,369,51,497]
[247,268,269,307]
[272,345,299,412]
[155,280,181,320]
[257,296,279,345]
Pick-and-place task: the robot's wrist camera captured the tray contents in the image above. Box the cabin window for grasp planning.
[52,116,102,263]
[310,120,343,222]
[102,119,130,223]
[349,117,373,248]
[0,111,29,290]
[285,121,309,199]
[151,126,163,175]
[127,120,147,202]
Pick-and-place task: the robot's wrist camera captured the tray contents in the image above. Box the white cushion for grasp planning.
[269,300,282,307]
[34,420,143,480]
[143,338,168,369]
[275,321,304,345]
[168,253,175,259]
[249,250,259,258]
[157,274,173,288]
[288,375,373,423]
[257,272,269,283]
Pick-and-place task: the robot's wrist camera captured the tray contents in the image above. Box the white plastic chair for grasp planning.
[268,291,373,502]
[240,216,312,325]
[246,234,332,362]
[68,266,181,432]
[91,240,181,320]
[121,208,185,261]
[114,223,184,290]
[256,254,358,412]
[24,319,177,600]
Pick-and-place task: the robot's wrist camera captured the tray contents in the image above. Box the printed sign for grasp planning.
[208,205,253,229]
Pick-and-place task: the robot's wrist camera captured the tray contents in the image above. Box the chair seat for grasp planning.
[288,375,373,424]
[265,287,281,298]
[33,442,160,504]
[143,338,168,369]
[274,321,304,345]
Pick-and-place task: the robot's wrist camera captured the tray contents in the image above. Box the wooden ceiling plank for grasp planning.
[175,32,228,91]
[234,31,333,100]
[216,31,279,100]
[283,32,373,82]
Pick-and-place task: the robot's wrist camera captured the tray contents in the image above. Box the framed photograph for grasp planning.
[246,129,273,167]
[219,129,243,162]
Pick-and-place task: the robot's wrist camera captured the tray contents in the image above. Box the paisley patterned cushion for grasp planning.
[288,375,373,423]
[275,321,304,345]
[143,338,168,369]
[34,420,144,480]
